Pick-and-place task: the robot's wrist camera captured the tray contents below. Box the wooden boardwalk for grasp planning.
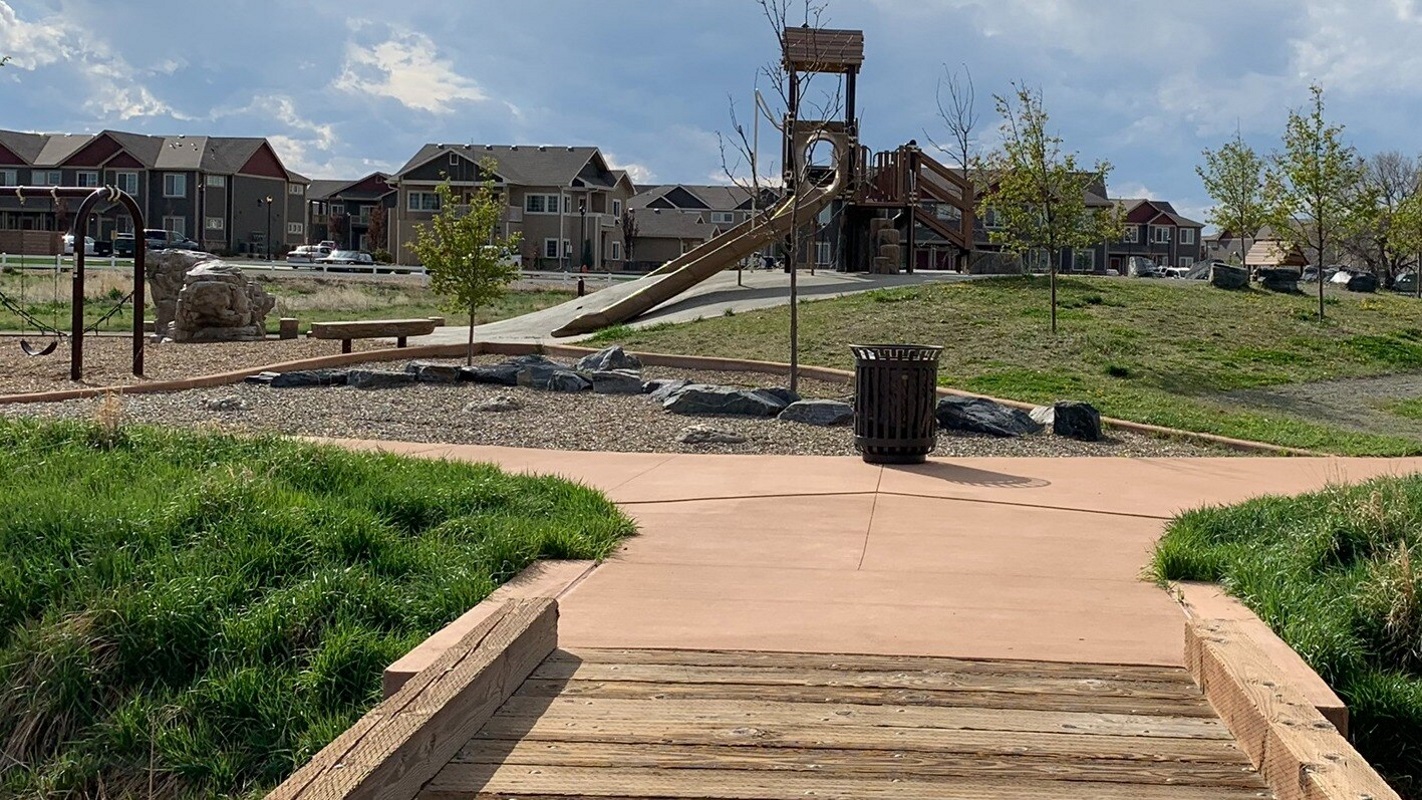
[420,648,1272,800]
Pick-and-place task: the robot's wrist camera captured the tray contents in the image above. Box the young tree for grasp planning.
[328,212,349,248]
[1196,130,1267,264]
[408,173,522,364]
[1339,151,1419,285]
[1267,85,1367,321]
[366,203,388,257]
[976,83,1121,334]
[930,63,978,172]
[1394,184,1422,297]
[621,208,639,269]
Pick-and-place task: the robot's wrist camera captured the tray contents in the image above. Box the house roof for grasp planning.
[1113,198,1203,227]
[0,130,48,164]
[630,184,759,212]
[308,180,351,200]
[33,134,93,167]
[395,143,606,188]
[631,208,721,240]
[0,129,304,181]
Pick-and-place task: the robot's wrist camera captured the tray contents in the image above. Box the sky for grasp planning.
[5,0,1422,226]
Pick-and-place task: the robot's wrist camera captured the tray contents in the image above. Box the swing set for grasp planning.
[1,186,147,380]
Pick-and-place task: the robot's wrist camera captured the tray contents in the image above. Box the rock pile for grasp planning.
[150,252,276,342]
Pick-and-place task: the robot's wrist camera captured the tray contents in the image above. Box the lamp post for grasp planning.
[259,195,274,261]
[579,199,588,271]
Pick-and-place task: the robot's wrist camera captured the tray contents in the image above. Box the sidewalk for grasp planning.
[330,440,1422,666]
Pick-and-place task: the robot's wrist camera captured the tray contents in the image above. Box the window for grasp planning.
[1151,225,1171,244]
[38,170,62,186]
[287,222,304,235]
[612,199,622,219]
[288,183,303,195]
[610,241,622,260]
[0,169,15,186]
[162,216,185,237]
[984,208,1001,229]
[330,203,346,215]
[77,171,99,188]
[206,217,224,231]
[406,193,439,212]
[115,216,134,234]
[1073,249,1096,273]
[543,238,560,259]
[1178,257,1193,268]
[449,152,460,165]
[206,174,226,188]
[1122,225,1138,244]
[711,211,735,225]
[163,173,186,197]
[1180,228,1196,245]
[815,240,832,265]
[564,239,572,257]
[115,172,138,194]
[526,194,563,214]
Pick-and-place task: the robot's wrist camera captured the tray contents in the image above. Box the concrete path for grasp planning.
[414,269,977,345]
[328,440,1422,666]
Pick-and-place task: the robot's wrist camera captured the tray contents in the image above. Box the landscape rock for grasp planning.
[466,394,522,413]
[407,361,463,383]
[1029,405,1055,427]
[1257,268,1300,293]
[590,369,645,394]
[778,399,854,427]
[646,379,690,401]
[1053,401,1103,442]
[576,345,643,373]
[1345,272,1379,293]
[462,364,521,386]
[202,395,247,412]
[171,261,276,342]
[761,387,802,406]
[147,250,210,335]
[1210,263,1250,290]
[663,384,789,417]
[270,369,349,388]
[518,363,591,392]
[677,425,747,445]
[936,396,1043,438]
[347,369,416,390]
[244,371,279,386]
[548,371,593,393]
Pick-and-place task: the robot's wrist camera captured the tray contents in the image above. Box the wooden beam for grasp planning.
[265,598,558,800]
[1186,619,1400,800]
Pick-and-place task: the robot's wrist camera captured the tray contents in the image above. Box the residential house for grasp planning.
[628,184,782,271]
[1204,230,1250,263]
[307,172,396,252]
[0,129,309,255]
[1106,199,1205,273]
[971,177,1116,274]
[626,208,723,268]
[389,143,636,270]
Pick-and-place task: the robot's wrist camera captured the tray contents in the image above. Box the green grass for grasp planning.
[1151,478,1422,797]
[1385,398,1422,421]
[590,276,1422,455]
[0,420,634,800]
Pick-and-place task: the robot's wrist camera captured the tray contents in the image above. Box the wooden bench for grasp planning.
[308,318,439,353]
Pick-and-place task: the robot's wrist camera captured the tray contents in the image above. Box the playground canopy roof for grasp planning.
[782,27,864,72]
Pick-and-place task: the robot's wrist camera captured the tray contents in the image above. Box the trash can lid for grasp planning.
[850,344,943,361]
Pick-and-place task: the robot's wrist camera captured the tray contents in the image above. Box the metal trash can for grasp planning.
[851,344,942,464]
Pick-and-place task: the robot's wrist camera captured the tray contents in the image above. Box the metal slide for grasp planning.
[551,178,841,337]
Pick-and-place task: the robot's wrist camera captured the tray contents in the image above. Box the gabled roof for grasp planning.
[308,180,350,201]
[0,130,48,164]
[630,184,759,212]
[0,129,303,181]
[631,208,722,240]
[309,172,392,201]
[34,134,93,167]
[395,143,606,188]
[1113,198,1203,228]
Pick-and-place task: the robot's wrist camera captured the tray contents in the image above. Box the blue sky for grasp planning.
[5,0,1422,225]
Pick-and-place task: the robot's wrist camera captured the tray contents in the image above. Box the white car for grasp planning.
[62,234,97,256]
[287,245,333,265]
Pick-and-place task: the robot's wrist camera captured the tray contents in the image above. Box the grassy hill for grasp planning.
[590,276,1422,455]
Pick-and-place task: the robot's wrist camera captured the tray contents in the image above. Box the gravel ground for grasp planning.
[0,355,1232,457]
[1224,373,1422,440]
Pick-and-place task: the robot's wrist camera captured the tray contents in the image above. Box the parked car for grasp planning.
[286,244,333,265]
[317,250,376,268]
[143,228,203,251]
[113,233,136,257]
[62,234,97,256]
[1394,271,1418,294]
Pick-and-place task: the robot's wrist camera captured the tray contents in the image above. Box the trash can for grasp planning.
[851,344,942,464]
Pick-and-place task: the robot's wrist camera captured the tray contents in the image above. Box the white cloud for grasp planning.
[605,154,656,184]
[332,29,488,114]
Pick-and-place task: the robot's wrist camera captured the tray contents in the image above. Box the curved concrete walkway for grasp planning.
[327,440,1422,667]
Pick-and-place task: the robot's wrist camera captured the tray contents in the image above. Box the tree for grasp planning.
[366,203,387,256]
[328,212,349,248]
[929,63,978,172]
[1266,85,1367,321]
[621,208,639,269]
[408,172,522,365]
[976,83,1122,333]
[1338,151,1420,286]
[1196,130,1267,264]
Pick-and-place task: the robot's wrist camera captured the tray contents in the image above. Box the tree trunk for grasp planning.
[1317,237,1326,322]
[1050,259,1058,335]
[467,302,477,366]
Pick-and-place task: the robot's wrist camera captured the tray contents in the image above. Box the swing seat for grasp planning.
[20,339,58,357]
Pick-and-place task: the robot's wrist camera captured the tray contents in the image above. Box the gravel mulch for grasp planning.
[0,354,1234,458]
[0,336,390,395]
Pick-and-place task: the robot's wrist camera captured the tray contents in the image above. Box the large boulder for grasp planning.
[147,250,210,335]
[462,364,521,386]
[407,361,462,383]
[171,261,276,342]
[518,363,590,392]
[347,369,416,390]
[1210,263,1250,290]
[760,387,802,406]
[1345,272,1379,293]
[1053,401,1103,441]
[576,346,642,373]
[270,369,349,388]
[778,399,853,427]
[646,379,690,401]
[936,396,1043,437]
[663,384,789,417]
[590,370,645,394]
[1258,268,1300,293]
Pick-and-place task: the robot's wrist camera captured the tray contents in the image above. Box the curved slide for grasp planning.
[551,179,841,337]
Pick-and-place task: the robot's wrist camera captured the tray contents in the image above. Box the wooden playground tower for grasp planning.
[780,26,976,273]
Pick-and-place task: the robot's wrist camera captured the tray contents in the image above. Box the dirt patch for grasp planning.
[1222,372,1422,440]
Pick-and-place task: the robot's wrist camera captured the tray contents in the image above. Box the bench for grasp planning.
[308,318,439,353]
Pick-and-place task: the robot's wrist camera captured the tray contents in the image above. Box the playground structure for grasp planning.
[2,186,147,380]
[552,26,974,337]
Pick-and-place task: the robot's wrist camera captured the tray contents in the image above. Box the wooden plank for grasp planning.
[264,598,557,800]
[310,319,438,340]
[469,713,1252,764]
[421,764,1270,800]
[531,659,1208,701]
[1188,619,1400,800]
[488,696,1234,740]
[554,648,1196,685]
[513,678,1218,718]
[452,739,1264,789]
